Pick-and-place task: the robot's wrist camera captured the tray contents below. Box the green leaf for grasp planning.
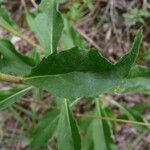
[92,99,116,150]
[115,31,143,77]
[0,87,32,110]
[122,65,150,94]
[131,102,150,113]
[38,0,53,10]
[58,99,81,150]
[30,109,60,149]
[0,40,36,75]
[82,102,116,150]
[26,49,41,65]
[0,7,18,30]
[83,122,94,150]
[26,11,36,32]
[39,0,61,11]
[78,111,94,150]
[27,0,64,56]
[25,31,142,99]
[143,50,150,62]
[61,17,86,49]
[110,100,150,132]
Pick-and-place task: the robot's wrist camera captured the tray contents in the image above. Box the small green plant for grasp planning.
[123,8,150,25]
[0,0,150,149]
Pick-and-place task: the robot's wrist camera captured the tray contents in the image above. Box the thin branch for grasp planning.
[21,0,27,12]
[76,113,150,127]
[30,0,38,9]
[0,22,43,53]
[0,73,23,84]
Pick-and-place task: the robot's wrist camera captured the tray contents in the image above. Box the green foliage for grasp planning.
[143,49,150,62]
[111,100,150,132]
[0,7,18,30]
[0,87,32,110]
[122,65,150,94]
[0,0,6,3]
[0,40,36,75]
[123,8,150,25]
[69,1,82,20]
[24,31,142,99]
[61,17,86,49]
[26,0,64,56]
[92,100,116,150]
[65,0,93,21]
[82,101,116,150]
[0,1,149,150]
[26,49,41,65]
[57,99,81,150]
[30,109,60,149]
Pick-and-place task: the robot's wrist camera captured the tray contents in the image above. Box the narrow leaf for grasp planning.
[0,40,36,75]
[26,12,36,32]
[122,65,150,94]
[0,87,32,110]
[58,99,81,150]
[83,122,94,150]
[26,49,41,65]
[110,100,150,131]
[115,30,143,77]
[92,99,116,150]
[0,7,18,30]
[28,0,64,56]
[30,109,60,149]
[62,17,86,49]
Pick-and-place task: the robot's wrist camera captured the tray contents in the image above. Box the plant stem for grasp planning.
[0,22,43,53]
[76,113,150,127]
[30,0,38,9]
[0,73,23,84]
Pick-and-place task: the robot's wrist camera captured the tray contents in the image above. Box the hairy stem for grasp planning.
[0,22,43,53]
[0,73,24,84]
